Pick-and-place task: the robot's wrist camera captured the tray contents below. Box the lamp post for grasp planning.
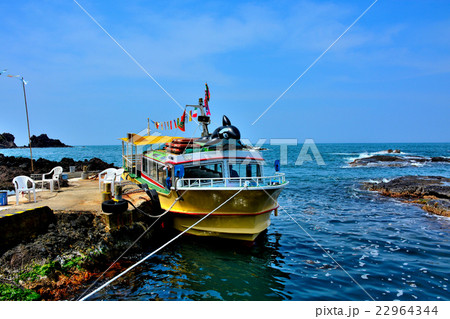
[1,71,33,172]
[21,77,34,172]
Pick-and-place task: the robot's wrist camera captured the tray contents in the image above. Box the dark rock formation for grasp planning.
[387,149,401,153]
[0,155,116,191]
[350,155,450,167]
[431,157,450,163]
[29,134,70,148]
[0,210,160,300]
[363,176,450,217]
[0,133,17,149]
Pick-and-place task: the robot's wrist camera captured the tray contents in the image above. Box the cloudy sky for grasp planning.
[1,0,449,145]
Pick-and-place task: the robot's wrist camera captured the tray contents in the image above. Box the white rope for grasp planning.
[72,0,184,111]
[76,189,187,301]
[251,0,379,125]
[260,188,376,301]
[79,186,247,301]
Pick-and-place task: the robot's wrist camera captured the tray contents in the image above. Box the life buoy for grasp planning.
[169,143,189,149]
[166,147,184,154]
[172,138,197,144]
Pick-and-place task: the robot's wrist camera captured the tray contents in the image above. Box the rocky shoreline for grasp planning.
[0,155,116,191]
[363,176,450,217]
[0,209,163,300]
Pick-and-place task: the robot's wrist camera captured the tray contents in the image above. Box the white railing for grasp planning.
[122,155,141,175]
[177,173,286,188]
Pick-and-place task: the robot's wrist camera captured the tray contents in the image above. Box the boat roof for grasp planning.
[144,149,265,166]
[120,133,182,145]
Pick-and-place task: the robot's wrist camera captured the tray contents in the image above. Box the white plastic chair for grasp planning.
[12,176,36,205]
[40,166,63,192]
[99,168,118,191]
[111,168,124,196]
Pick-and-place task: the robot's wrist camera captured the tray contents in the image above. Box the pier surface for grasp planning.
[0,179,103,217]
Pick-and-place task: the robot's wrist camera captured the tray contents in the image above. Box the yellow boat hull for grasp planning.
[123,172,285,241]
[159,188,283,241]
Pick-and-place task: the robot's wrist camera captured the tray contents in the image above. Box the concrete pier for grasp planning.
[0,178,152,251]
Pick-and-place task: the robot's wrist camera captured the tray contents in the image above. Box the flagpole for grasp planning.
[21,77,34,172]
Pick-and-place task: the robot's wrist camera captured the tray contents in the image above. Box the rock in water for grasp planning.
[350,155,450,167]
[363,176,450,217]
[29,134,70,148]
[0,133,17,149]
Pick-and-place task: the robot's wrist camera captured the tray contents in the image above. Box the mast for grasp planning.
[186,98,210,137]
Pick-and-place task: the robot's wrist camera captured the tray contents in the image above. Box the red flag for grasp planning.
[170,121,173,129]
[178,111,186,132]
[205,83,211,116]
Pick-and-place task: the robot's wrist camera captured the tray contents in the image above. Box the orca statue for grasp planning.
[210,115,241,140]
[199,115,243,148]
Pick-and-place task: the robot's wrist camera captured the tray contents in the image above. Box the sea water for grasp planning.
[2,143,449,300]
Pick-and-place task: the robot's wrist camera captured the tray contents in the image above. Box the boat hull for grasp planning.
[123,171,286,241]
[159,187,284,241]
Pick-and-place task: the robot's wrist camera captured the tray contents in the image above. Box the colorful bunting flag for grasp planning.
[189,110,192,122]
[204,82,211,116]
[193,107,198,118]
[178,111,186,132]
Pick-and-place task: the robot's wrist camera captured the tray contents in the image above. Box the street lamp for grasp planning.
[1,70,34,172]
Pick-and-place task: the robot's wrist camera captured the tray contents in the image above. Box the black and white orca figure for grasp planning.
[200,115,242,148]
[210,115,241,140]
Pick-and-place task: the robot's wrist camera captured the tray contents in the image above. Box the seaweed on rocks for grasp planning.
[0,211,159,300]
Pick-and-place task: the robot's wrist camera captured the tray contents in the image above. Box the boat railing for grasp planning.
[122,154,141,175]
[178,173,285,188]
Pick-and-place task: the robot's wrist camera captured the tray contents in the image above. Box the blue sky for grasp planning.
[1,0,449,145]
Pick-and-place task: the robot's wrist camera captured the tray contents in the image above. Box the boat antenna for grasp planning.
[186,98,210,137]
[147,117,150,136]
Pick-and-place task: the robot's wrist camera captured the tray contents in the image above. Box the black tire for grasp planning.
[145,189,162,213]
[102,199,128,214]
[139,183,149,190]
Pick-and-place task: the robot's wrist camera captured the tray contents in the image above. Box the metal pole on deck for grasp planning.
[21,77,34,172]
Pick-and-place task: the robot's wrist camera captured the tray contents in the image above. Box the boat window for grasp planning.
[142,157,148,174]
[185,163,223,178]
[229,163,262,178]
[157,163,166,186]
[148,159,156,177]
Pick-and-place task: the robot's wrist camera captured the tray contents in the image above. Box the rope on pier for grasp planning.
[259,188,376,301]
[76,189,188,301]
[79,186,247,301]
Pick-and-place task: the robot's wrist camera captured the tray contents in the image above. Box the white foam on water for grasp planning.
[396,290,404,297]
[361,274,369,280]
[411,162,426,167]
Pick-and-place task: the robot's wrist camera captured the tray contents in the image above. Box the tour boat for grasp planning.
[120,99,288,241]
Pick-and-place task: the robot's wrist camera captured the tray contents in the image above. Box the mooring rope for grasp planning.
[76,189,188,301]
[79,186,247,301]
[259,187,376,301]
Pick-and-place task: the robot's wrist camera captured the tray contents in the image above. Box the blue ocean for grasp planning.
[2,143,449,301]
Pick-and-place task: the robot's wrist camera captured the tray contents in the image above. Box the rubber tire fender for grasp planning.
[146,188,162,213]
[102,199,128,214]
